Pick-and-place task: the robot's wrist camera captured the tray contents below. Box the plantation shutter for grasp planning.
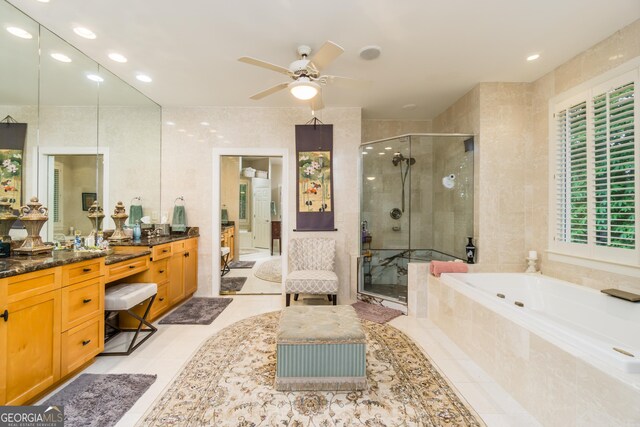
[592,82,635,249]
[555,101,588,244]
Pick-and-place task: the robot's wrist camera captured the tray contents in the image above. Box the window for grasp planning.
[552,68,638,266]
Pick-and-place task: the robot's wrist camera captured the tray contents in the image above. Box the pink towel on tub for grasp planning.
[430,260,468,277]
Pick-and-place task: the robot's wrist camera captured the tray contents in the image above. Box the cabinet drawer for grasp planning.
[150,259,168,283]
[185,237,198,250]
[172,240,186,252]
[6,268,61,303]
[106,256,149,283]
[61,315,104,376]
[152,243,172,260]
[62,278,104,331]
[63,259,104,285]
[150,281,169,318]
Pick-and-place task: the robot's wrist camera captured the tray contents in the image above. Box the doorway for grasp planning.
[217,153,285,296]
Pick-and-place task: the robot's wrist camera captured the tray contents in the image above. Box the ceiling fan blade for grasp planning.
[323,75,372,89]
[310,92,324,111]
[309,41,344,71]
[238,57,291,76]
[249,82,289,100]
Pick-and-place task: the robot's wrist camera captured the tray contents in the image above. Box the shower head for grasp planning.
[408,157,416,166]
[392,153,404,166]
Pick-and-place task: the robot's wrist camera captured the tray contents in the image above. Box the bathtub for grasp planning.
[440,273,640,374]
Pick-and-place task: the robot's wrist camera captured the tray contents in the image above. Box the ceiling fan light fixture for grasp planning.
[289,78,319,100]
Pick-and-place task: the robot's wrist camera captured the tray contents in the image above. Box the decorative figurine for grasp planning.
[108,201,131,242]
[14,197,53,254]
[87,201,105,240]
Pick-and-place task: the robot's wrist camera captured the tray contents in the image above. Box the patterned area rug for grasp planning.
[159,298,232,325]
[220,276,247,293]
[43,373,155,427]
[254,258,282,283]
[140,312,484,426]
[229,260,256,269]
[352,300,404,324]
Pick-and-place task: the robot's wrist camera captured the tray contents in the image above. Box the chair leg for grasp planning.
[333,294,337,305]
[294,293,299,301]
[221,253,230,276]
[286,293,291,306]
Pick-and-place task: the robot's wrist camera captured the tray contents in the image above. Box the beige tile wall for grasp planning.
[361,119,432,143]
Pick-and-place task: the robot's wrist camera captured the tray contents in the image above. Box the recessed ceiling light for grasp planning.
[209,129,217,133]
[385,146,393,150]
[359,45,381,60]
[365,146,373,150]
[73,27,96,39]
[527,53,540,61]
[165,121,175,126]
[200,122,210,126]
[362,151,368,155]
[402,103,417,110]
[86,74,103,82]
[108,52,127,63]
[6,27,32,39]
[378,152,385,155]
[136,74,152,83]
[50,53,71,63]
[366,177,376,181]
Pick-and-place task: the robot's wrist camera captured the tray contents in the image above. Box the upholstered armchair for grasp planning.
[285,238,338,306]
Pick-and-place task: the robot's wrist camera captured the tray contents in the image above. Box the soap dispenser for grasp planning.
[133,221,142,241]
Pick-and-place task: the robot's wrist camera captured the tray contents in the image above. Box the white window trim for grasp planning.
[548,57,640,275]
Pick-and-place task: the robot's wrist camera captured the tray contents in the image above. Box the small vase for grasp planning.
[465,237,476,264]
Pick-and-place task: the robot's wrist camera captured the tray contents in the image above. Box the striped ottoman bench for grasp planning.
[275,305,366,391]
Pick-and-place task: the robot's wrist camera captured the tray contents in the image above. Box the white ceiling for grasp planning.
[7,0,640,119]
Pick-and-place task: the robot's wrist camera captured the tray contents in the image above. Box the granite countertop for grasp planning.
[0,250,106,279]
[104,251,152,265]
[109,231,199,248]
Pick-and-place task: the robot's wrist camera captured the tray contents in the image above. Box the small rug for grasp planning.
[229,260,256,269]
[159,297,232,325]
[43,373,155,427]
[220,276,247,293]
[254,258,282,283]
[140,312,485,426]
[352,300,404,324]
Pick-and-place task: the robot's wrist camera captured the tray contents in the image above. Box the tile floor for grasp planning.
[38,295,541,426]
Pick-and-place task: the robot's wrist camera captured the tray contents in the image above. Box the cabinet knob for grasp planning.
[83,298,92,304]
[162,249,169,253]
[159,297,165,302]
[82,339,91,346]
[159,270,165,274]
[129,265,136,269]
[184,252,189,257]
[82,268,92,272]
[0,309,7,322]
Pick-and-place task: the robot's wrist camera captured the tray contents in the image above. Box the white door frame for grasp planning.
[38,146,110,242]
[212,147,288,297]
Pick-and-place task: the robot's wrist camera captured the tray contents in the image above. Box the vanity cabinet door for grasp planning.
[0,290,61,406]
[184,246,198,296]
[168,251,185,305]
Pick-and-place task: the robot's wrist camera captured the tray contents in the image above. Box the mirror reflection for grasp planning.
[0,0,161,243]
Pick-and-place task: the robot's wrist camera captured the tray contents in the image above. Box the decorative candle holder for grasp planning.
[0,197,17,243]
[525,257,538,274]
[87,201,105,239]
[108,201,131,242]
[14,196,53,254]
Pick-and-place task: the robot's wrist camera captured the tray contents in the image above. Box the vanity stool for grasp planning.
[275,305,367,391]
[221,246,231,276]
[101,282,157,356]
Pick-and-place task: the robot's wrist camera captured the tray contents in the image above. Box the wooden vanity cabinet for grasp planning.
[0,259,105,406]
[221,227,235,263]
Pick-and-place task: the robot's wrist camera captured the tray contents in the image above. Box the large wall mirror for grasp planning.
[0,0,161,241]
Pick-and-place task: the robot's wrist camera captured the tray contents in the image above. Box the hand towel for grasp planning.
[430,260,468,277]
[129,204,143,226]
[172,205,186,232]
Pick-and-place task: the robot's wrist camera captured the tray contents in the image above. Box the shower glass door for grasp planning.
[359,134,474,303]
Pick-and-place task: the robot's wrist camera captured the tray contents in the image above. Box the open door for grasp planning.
[252,180,271,249]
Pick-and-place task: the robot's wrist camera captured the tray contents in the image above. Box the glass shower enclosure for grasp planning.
[359,134,474,303]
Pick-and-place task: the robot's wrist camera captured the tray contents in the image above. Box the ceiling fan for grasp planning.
[238,41,368,111]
